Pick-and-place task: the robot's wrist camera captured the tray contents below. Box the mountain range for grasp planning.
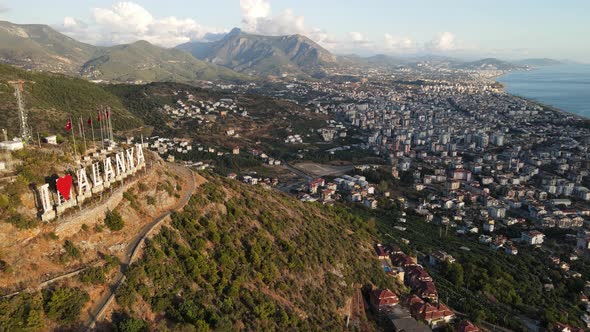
[0,20,563,83]
[0,20,246,83]
[176,28,337,78]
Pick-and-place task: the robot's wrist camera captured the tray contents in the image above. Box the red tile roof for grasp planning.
[456,320,480,332]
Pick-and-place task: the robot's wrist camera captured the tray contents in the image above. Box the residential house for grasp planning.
[370,288,399,313]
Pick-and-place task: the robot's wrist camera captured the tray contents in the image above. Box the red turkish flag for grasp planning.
[87,116,92,126]
[65,119,72,132]
[97,113,102,122]
[56,174,73,200]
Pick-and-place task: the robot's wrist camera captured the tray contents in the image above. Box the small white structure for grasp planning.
[0,140,24,151]
[44,135,58,145]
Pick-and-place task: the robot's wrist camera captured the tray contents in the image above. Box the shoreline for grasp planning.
[494,68,590,121]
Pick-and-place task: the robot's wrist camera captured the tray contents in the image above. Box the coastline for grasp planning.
[495,68,590,121]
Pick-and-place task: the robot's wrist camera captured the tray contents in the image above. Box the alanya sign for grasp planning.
[37,144,145,221]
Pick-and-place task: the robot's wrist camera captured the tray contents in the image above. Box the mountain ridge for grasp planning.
[177,27,337,78]
[0,21,246,83]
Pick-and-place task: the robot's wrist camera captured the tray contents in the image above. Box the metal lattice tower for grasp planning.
[8,80,32,142]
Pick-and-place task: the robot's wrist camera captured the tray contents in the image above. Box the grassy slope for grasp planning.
[114,175,390,331]
[0,21,97,74]
[0,64,142,135]
[81,41,249,83]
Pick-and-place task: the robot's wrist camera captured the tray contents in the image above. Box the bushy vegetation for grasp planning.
[0,285,90,330]
[63,240,81,259]
[79,266,106,284]
[0,63,142,135]
[42,287,89,324]
[0,292,44,331]
[104,210,125,231]
[115,176,390,330]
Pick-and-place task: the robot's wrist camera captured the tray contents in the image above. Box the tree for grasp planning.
[117,317,148,332]
[105,210,124,231]
[441,261,464,288]
[43,287,89,324]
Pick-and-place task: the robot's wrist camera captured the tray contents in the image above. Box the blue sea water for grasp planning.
[497,64,590,119]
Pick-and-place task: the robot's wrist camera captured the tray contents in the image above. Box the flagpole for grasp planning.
[102,107,108,146]
[69,118,78,161]
[98,108,105,150]
[89,114,96,150]
[108,107,114,142]
[80,117,88,154]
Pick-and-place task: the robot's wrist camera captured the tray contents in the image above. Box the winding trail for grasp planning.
[85,164,196,330]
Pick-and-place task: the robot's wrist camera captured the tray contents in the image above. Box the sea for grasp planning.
[497,64,590,119]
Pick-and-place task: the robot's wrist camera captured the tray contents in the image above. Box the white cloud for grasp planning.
[56,1,224,47]
[240,0,271,31]
[384,33,416,52]
[55,1,468,57]
[240,0,387,53]
[426,31,456,51]
[240,0,306,36]
[349,32,364,42]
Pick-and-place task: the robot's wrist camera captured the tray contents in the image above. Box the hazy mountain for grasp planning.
[454,58,526,71]
[80,40,247,83]
[177,28,337,78]
[0,21,246,83]
[0,20,97,74]
[514,58,562,67]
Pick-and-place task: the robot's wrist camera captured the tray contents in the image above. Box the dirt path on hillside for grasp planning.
[85,164,199,330]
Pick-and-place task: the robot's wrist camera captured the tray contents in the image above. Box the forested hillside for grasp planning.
[111,175,391,331]
[0,64,142,135]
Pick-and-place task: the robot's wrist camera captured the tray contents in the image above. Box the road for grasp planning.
[85,164,196,330]
[283,161,313,181]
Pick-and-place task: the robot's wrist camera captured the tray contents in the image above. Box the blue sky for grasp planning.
[1,0,588,61]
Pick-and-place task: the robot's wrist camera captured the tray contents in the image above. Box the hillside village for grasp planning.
[0,10,590,332]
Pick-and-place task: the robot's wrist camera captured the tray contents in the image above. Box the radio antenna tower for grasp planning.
[8,80,33,142]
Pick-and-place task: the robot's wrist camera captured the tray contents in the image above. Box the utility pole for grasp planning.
[8,80,34,143]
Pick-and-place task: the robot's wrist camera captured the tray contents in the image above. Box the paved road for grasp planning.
[85,164,196,330]
[283,161,313,181]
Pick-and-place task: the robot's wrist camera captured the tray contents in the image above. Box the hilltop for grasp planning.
[177,28,337,78]
[0,20,96,74]
[454,57,527,71]
[80,40,248,83]
[109,175,390,330]
[514,58,562,67]
[0,151,391,330]
[0,21,246,83]
[0,63,142,136]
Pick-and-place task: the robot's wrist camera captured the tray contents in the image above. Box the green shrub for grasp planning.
[0,292,44,330]
[63,240,80,259]
[45,232,59,240]
[43,287,89,324]
[7,213,38,229]
[105,210,124,231]
[79,267,105,284]
[116,316,148,332]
